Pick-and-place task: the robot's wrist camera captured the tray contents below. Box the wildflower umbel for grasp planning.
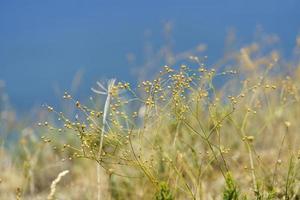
[40,57,300,199]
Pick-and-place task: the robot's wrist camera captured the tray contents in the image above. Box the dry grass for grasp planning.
[1,35,300,200]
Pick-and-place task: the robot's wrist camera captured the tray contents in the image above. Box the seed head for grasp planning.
[277,159,282,165]
[284,121,291,128]
[75,101,80,108]
[47,106,53,112]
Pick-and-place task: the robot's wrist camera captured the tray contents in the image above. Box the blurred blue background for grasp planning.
[0,0,299,110]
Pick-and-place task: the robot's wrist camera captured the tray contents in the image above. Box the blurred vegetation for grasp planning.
[1,32,300,199]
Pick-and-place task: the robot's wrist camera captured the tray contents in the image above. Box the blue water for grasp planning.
[0,0,299,111]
